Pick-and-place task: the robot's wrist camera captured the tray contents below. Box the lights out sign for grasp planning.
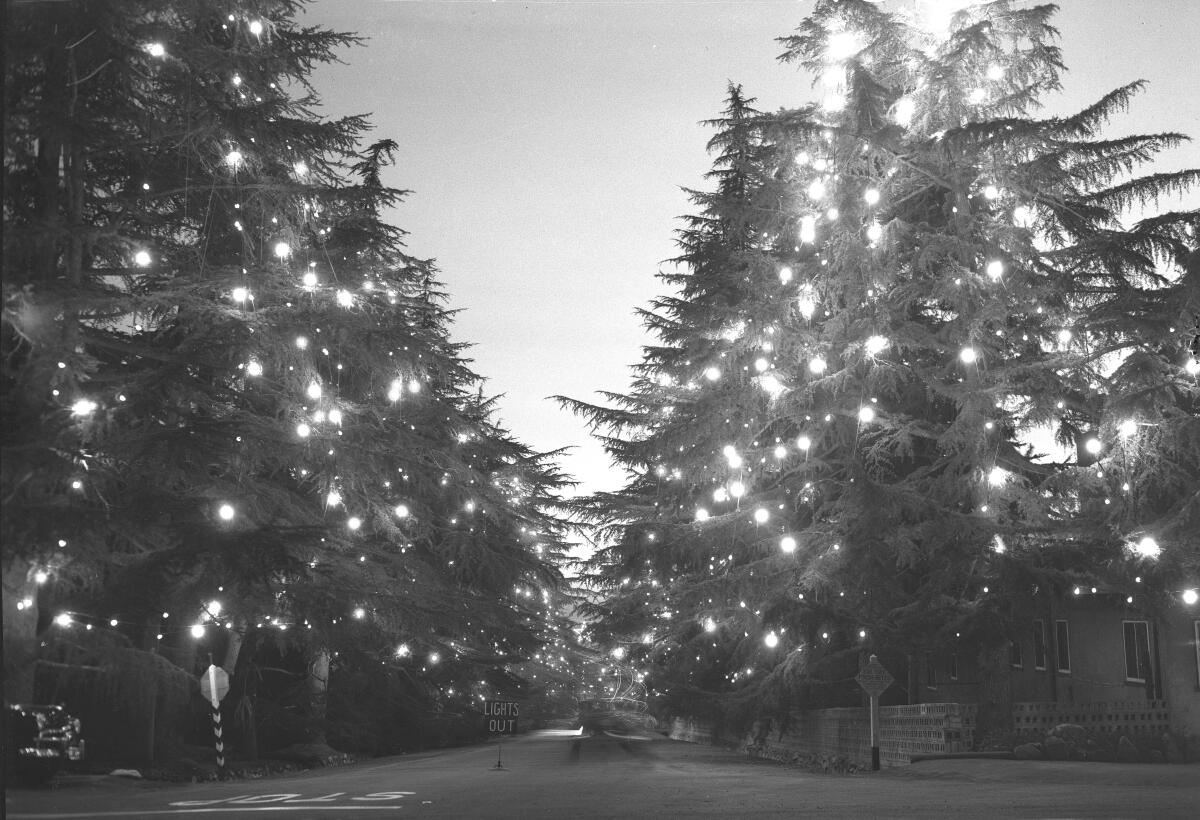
[484,700,519,735]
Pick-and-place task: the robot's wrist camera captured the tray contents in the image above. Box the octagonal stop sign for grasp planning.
[199,664,230,707]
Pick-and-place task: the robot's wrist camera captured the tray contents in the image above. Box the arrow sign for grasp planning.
[200,664,230,708]
[855,655,894,698]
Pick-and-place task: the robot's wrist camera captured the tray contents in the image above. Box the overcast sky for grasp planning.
[302,0,1200,496]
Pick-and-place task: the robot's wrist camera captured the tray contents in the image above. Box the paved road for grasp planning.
[6,730,1199,819]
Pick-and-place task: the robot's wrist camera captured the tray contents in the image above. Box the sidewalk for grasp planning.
[884,756,1200,788]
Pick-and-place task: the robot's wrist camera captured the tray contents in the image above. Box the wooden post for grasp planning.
[869,694,880,771]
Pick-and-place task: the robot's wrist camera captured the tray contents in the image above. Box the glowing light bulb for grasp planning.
[1119,419,1138,438]
[704,366,721,382]
[348,516,362,531]
[863,188,880,206]
[774,445,787,459]
[983,184,1000,200]
[34,570,49,584]
[968,88,987,104]
[809,356,827,374]
[893,96,915,126]
[394,504,410,518]
[353,607,366,619]
[1183,589,1198,605]
[1083,437,1102,455]
[1184,358,1199,376]
[190,624,206,639]
[780,536,797,553]
[988,466,1007,487]
[1058,329,1073,345]
[826,207,839,221]
[764,631,779,648]
[754,357,769,373]
[865,335,888,356]
[336,289,353,307]
[695,508,710,522]
[231,286,249,302]
[866,222,882,243]
[218,503,235,520]
[246,360,263,376]
[302,271,318,288]
[704,618,716,633]
[798,294,816,320]
[55,613,72,627]
[753,508,769,524]
[1013,205,1034,227]
[987,63,1004,81]
[295,336,309,349]
[387,380,403,402]
[408,379,421,394]
[274,241,291,259]
[729,481,746,498]
[134,250,152,267]
[713,487,729,503]
[293,161,309,177]
[225,149,243,167]
[1133,536,1160,558]
[858,406,876,423]
[779,266,793,284]
[807,179,826,200]
[986,260,1004,280]
[249,20,264,36]
[799,215,816,244]
[796,435,811,451]
[960,347,978,364]
[327,490,342,507]
[396,644,410,657]
[71,399,97,417]
[307,381,322,399]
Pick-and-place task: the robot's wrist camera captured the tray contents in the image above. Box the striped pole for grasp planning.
[211,704,227,780]
[206,661,228,781]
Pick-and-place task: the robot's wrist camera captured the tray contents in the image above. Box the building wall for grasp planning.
[1159,609,1200,737]
[910,593,1200,739]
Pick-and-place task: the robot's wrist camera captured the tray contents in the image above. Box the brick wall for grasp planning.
[669,702,976,768]
[670,699,1178,767]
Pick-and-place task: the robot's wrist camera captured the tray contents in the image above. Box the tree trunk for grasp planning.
[2,558,40,704]
[305,647,330,743]
[974,641,1013,749]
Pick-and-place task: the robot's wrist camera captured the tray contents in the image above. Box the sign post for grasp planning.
[199,661,231,780]
[483,700,519,770]
[854,655,894,771]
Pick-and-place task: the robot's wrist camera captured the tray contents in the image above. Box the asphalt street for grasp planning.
[5,730,1199,819]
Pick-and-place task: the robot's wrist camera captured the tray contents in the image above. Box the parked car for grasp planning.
[4,704,85,786]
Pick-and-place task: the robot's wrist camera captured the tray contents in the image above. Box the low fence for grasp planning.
[1011,700,1171,735]
[670,700,1172,767]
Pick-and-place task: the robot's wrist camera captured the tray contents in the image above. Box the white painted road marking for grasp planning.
[7,791,418,818]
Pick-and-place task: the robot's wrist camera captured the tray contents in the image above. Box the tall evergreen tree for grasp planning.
[563,0,1199,738]
[3,0,571,749]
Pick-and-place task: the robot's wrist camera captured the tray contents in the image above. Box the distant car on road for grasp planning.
[4,703,85,786]
[576,698,656,736]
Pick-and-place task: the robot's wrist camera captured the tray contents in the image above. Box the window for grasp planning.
[1123,621,1151,682]
[1055,619,1071,673]
[1033,620,1047,670]
[948,653,959,681]
[1008,639,1023,668]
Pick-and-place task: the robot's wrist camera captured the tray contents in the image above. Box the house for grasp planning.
[914,590,1200,741]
